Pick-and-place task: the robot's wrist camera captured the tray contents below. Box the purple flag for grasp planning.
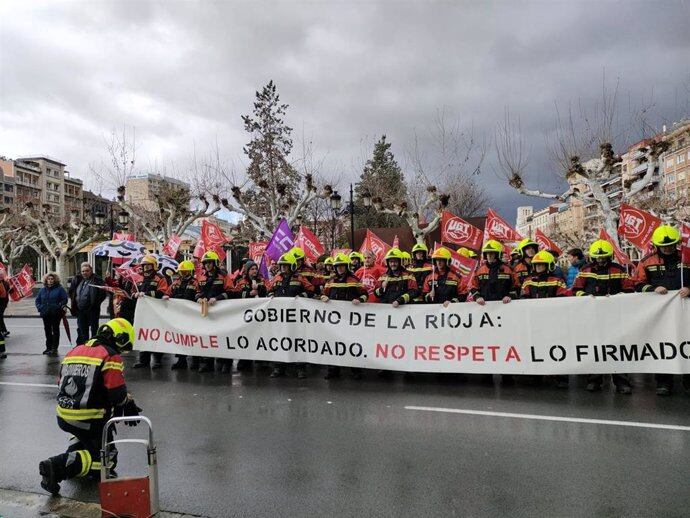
[261,219,294,277]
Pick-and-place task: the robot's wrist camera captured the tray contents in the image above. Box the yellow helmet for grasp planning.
[432,247,452,261]
[98,318,135,351]
[201,251,220,264]
[412,243,429,254]
[277,251,297,269]
[333,253,350,266]
[140,254,158,269]
[401,251,411,262]
[517,237,539,252]
[177,260,195,272]
[482,240,503,257]
[651,225,681,247]
[384,248,404,262]
[510,247,522,258]
[589,240,614,259]
[290,247,306,261]
[531,250,556,271]
[324,256,334,266]
[349,251,364,263]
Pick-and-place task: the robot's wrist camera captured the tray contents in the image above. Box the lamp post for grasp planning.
[94,204,130,237]
[329,191,342,250]
[348,185,371,249]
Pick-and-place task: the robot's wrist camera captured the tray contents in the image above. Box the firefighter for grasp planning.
[320,253,368,379]
[291,246,322,296]
[132,255,170,369]
[164,260,198,371]
[407,243,433,302]
[195,251,232,373]
[231,260,267,372]
[374,248,419,307]
[469,240,518,305]
[423,247,465,305]
[457,247,477,259]
[509,247,522,268]
[513,237,539,287]
[38,318,141,495]
[349,251,364,273]
[634,225,690,396]
[521,250,570,388]
[354,250,387,302]
[323,256,335,280]
[268,251,314,378]
[573,239,634,393]
[400,251,412,269]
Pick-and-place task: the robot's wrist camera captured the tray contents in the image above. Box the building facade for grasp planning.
[125,173,190,211]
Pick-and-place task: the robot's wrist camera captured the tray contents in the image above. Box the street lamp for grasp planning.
[94,205,129,236]
[294,214,303,227]
[347,185,372,249]
[94,211,106,226]
[329,191,342,210]
[117,210,129,227]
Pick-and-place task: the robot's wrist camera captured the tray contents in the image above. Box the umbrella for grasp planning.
[93,240,148,262]
[121,253,179,278]
[61,309,72,344]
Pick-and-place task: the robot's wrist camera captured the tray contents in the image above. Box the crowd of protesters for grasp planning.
[10,224,689,396]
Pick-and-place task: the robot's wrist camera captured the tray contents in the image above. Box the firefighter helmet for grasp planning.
[384,248,404,262]
[589,240,614,259]
[349,251,364,263]
[412,243,429,254]
[290,247,306,261]
[401,251,411,262]
[482,240,503,258]
[332,253,350,266]
[324,256,334,266]
[98,318,136,352]
[177,260,195,272]
[531,250,556,271]
[517,237,539,253]
[277,252,297,270]
[140,254,158,269]
[651,225,681,247]
[201,251,220,264]
[432,247,452,261]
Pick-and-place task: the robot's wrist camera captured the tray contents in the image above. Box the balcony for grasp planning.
[630,162,648,176]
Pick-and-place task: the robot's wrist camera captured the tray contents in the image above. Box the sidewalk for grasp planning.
[5,296,109,318]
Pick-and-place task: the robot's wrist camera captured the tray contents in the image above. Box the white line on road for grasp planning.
[0,381,56,388]
[404,405,690,431]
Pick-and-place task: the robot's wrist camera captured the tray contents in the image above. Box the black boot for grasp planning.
[198,359,214,373]
[270,365,286,378]
[188,357,199,371]
[221,361,232,374]
[171,356,187,370]
[237,360,252,371]
[0,343,6,360]
[39,458,61,495]
[324,366,340,380]
[133,352,150,369]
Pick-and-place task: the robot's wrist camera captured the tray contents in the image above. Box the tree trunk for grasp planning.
[55,256,70,285]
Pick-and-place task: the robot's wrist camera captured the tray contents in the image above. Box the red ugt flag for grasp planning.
[681,222,690,263]
[162,234,182,258]
[535,229,562,256]
[359,229,391,265]
[441,211,483,250]
[484,209,523,243]
[194,220,230,261]
[599,229,632,266]
[295,226,325,262]
[617,203,661,251]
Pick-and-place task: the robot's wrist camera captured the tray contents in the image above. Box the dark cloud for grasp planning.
[1,0,688,223]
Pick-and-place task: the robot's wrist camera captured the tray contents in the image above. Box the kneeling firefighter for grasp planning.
[39,318,141,495]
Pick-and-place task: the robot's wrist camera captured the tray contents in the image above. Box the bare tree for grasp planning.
[0,209,40,274]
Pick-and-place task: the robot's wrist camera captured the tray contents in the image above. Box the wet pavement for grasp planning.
[1,318,690,517]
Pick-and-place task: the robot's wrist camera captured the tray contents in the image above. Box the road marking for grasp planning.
[404,405,690,431]
[0,381,56,388]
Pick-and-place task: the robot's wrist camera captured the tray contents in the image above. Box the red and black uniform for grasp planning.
[573,261,633,391]
[520,273,570,298]
[322,273,368,379]
[423,269,465,303]
[169,275,198,369]
[407,261,432,302]
[0,278,8,357]
[194,267,230,371]
[513,259,532,288]
[634,250,690,391]
[232,275,268,298]
[469,262,518,301]
[374,270,419,304]
[267,271,313,298]
[134,272,170,367]
[296,264,322,296]
[323,273,368,303]
[355,264,387,302]
[50,337,128,480]
[573,262,633,296]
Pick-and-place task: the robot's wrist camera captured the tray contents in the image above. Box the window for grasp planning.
[4,184,13,192]
[677,154,685,164]
[3,197,11,204]
[667,159,674,168]
[667,174,676,183]
[679,172,686,181]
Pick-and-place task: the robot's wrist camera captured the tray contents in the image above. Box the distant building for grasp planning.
[125,173,190,211]
[660,120,690,200]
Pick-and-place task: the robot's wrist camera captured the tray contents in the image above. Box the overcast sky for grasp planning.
[1,0,689,223]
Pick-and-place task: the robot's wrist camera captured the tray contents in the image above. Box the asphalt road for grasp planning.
[1,318,690,517]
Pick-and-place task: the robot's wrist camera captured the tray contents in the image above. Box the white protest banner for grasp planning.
[134,293,690,374]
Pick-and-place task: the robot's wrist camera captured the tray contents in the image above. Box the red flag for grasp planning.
[617,203,661,251]
[0,262,6,277]
[113,231,136,241]
[8,264,35,301]
[331,248,352,257]
[599,229,632,266]
[194,220,230,261]
[484,209,523,243]
[91,284,132,299]
[681,222,690,263]
[535,229,563,256]
[248,241,268,265]
[441,211,483,250]
[115,265,144,285]
[295,226,325,262]
[392,235,400,248]
[435,242,478,281]
[162,234,182,258]
[359,230,391,265]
